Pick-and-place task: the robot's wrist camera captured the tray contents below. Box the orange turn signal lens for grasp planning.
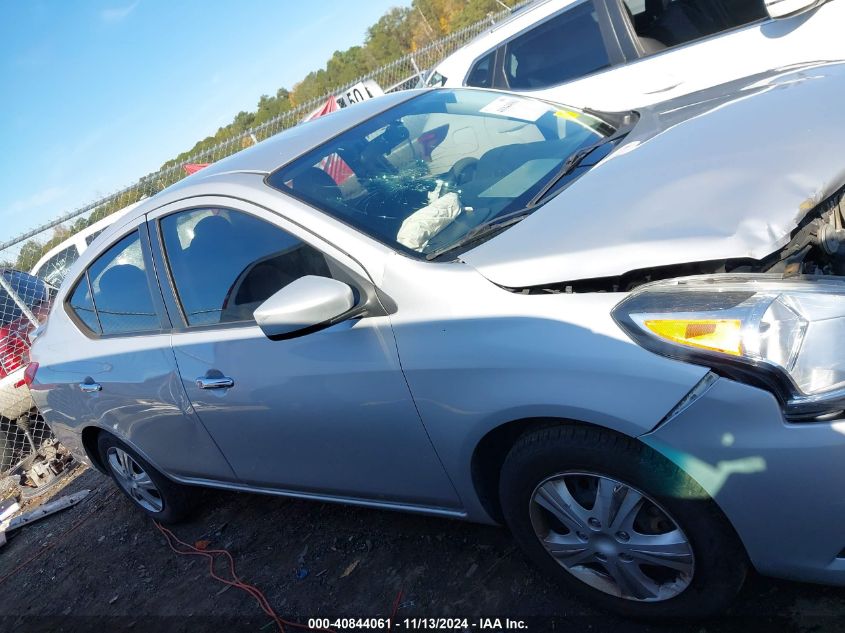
[643,319,743,356]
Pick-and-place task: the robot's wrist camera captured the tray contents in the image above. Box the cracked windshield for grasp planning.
[269,89,614,257]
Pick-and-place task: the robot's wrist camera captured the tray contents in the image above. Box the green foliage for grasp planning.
[6,0,523,272]
[15,240,45,272]
[165,0,521,155]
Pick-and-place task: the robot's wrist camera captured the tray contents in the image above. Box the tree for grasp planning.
[15,240,44,272]
[158,0,520,172]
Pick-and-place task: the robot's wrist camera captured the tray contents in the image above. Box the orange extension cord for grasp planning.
[0,489,401,631]
[154,520,345,633]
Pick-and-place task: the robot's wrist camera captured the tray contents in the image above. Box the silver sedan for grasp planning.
[29,61,845,617]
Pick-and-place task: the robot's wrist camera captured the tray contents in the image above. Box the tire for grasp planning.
[499,425,747,618]
[97,433,194,523]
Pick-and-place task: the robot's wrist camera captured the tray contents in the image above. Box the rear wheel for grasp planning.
[97,434,194,523]
[499,425,747,618]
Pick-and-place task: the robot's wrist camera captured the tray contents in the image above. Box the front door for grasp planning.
[149,200,460,509]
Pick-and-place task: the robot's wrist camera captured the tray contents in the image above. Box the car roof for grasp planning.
[176,90,419,180]
[101,88,422,232]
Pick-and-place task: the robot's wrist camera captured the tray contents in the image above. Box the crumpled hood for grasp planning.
[462,62,845,289]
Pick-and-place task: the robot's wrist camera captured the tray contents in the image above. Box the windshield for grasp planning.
[268,89,615,258]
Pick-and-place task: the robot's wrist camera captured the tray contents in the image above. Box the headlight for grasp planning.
[612,274,845,419]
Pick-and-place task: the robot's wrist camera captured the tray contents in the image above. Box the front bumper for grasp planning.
[643,376,845,585]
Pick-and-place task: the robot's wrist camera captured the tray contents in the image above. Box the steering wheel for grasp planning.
[442,157,479,192]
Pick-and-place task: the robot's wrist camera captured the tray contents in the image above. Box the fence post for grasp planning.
[409,54,426,85]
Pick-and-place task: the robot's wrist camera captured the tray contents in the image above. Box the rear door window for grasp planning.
[504,1,610,90]
[68,231,161,335]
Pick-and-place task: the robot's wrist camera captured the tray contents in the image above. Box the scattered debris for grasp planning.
[0,498,19,523]
[0,489,90,548]
[340,558,360,578]
[296,543,309,565]
[215,584,232,596]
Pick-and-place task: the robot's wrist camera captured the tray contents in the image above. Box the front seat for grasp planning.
[649,0,706,46]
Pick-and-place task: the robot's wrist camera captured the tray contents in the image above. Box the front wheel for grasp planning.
[499,425,747,618]
[98,433,194,523]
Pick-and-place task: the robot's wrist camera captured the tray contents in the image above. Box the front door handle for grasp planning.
[196,376,234,390]
[79,382,102,393]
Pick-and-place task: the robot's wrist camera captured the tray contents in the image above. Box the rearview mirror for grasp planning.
[765,0,824,18]
[254,276,355,339]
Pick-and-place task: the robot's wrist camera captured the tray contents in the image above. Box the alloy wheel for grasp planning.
[529,471,694,602]
[107,447,164,513]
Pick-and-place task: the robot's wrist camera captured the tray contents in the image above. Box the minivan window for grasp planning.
[160,208,332,327]
[33,245,79,287]
[466,51,495,88]
[504,1,609,90]
[623,0,767,50]
[69,231,160,335]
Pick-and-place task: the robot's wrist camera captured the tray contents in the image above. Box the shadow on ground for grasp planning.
[0,468,843,633]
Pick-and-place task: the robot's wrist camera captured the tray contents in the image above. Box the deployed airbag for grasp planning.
[396,181,462,251]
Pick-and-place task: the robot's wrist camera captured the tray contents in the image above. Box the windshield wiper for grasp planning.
[424,139,614,261]
[527,121,637,207]
[424,209,531,261]
[425,125,635,262]
[527,141,609,207]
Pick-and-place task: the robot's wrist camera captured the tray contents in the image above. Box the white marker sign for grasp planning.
[336,80,384,109]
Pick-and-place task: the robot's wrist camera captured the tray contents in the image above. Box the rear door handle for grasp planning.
[196,376,234,390]
[79,382,102,393]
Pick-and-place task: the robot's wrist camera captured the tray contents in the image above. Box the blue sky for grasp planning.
[0,0,407,239]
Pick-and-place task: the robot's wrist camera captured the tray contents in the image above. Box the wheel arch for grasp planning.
[81,426,107,473]
[471,416,627,523]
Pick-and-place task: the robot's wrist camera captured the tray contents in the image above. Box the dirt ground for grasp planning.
[1,466,844,633]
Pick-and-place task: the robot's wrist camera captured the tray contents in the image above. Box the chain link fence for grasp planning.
[0,1,530,476]
[0,269,55,476]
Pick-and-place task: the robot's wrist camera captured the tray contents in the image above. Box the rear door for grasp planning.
[147,197,460,509]
[43,216,234,481]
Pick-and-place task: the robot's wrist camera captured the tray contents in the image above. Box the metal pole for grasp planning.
[409,54,426,84]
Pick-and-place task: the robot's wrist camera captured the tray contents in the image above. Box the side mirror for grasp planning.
[254,275,355,339]
[765,0,824,19]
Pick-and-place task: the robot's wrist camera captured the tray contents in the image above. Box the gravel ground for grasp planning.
[1,466,844,633]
